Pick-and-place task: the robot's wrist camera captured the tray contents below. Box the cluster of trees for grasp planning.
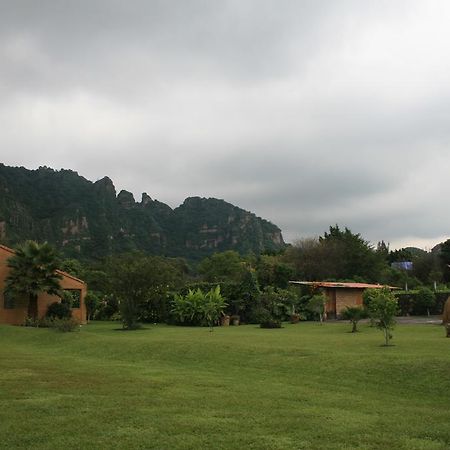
[7,225,450,331]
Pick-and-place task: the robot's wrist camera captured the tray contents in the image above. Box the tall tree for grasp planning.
[5,241,62,320]
[286,226,386,282]
[319,225,384,281]
[106,253,185,327]
[198,250,246,282]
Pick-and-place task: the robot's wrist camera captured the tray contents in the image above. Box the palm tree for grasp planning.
[5,241,62,320]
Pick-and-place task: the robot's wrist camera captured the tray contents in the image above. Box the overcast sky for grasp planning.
[1,1,450,249]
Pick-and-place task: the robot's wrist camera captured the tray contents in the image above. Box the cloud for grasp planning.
[1,0,450,250]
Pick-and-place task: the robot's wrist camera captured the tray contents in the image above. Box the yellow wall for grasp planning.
[325,288,364,318]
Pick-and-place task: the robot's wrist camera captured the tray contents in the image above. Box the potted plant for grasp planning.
[290,313,301,324]
[230,314,240,326]
[221,314,230,326]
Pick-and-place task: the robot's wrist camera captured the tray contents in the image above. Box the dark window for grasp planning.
[61,289,81,308]
[3,291,16,309]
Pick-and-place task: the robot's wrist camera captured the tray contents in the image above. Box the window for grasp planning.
[61,289,81,308]
[3,291,16,309]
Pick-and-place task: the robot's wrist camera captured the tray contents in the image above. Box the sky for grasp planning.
[1,0,450,250]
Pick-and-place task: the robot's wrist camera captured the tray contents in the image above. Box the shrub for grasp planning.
[84,292,100,322]
[50,317,81,332]
[46,301,72,319]
[24,316,53,328]
[260,319,282,329]
[341,306,368,332]
[203,286,227,331]
[119,295,142,330]
[171,286,227,328]
[23,315,79,331]
[413,287,435,316]
[307,294,327,323]
[366,288,399,346]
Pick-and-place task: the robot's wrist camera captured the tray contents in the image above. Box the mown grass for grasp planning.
[0,321,449,449]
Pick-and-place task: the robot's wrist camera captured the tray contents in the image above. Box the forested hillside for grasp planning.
[0,164,284,260]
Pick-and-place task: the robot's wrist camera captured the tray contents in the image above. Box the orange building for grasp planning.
[0,245,87,325]
[290,281,395,319]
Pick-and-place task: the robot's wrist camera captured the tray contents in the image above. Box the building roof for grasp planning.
[0,244,85,284]
[289,281,398,289]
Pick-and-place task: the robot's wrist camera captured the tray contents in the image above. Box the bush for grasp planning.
[50,317,81,332]
[260,319,282,328]
[94,295,119,320]
[84,292,100,321]
[413,287,435,316]
[119,295,142,330]
[341,306,368,332]
[46,301,72,319]
[394,290,449,316]
[23,316,80,331]
[366,288,399,346]
[171,286,227,329]
[24,316,53,328]
[307,294,327,323]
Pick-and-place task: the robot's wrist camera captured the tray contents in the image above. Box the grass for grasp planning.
[0,321,449,450]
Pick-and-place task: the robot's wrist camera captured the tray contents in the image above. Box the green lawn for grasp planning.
[1,322,449,450]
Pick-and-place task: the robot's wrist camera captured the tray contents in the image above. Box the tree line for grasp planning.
[7,225,450,330]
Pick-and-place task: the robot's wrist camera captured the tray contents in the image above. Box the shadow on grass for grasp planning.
[113,326,151,332]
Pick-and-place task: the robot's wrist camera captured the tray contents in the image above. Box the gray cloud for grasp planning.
[1,0,450,249]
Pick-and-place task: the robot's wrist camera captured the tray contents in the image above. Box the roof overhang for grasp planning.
[289,281,399,290]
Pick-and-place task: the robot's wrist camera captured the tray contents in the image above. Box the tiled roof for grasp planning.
[289,281,398,289]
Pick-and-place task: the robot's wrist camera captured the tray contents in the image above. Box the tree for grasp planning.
[285,226,386,282]
[319,225,384,281]
[84,292,100,322]
[198,251,246,282]
[255,254,294,289]
[106,253,185,326]
[438,239,450,282]
[341,306,368,332]
[284,238,330,281]
[233,268,260,320]
[307,293,327,324]
[5,241,62,320]
[414,287,435,316]
[366,288,399,346]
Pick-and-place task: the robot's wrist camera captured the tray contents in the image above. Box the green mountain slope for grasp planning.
[0,164,285,260]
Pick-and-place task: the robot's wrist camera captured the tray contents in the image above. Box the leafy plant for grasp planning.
[341,306,368,332]
[84,292,100,322]
[46,301,72,319]
[49,317,81,332]
[413,287,435,316]
[171,286,227,329]
[5,241,62,320]
[366,288,399,346]
[203,285,227,331]
[307,294,327,324]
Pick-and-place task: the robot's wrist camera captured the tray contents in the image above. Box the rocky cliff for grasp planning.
[0,164,285,260]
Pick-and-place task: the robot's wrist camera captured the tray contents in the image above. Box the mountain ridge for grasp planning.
[0,164,285,260]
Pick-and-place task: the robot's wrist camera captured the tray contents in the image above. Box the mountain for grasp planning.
[0,164,285,260]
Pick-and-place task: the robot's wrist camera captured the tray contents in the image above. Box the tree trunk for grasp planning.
[384,327,389,346]
[352,321,357,333]
[28,294,38,320]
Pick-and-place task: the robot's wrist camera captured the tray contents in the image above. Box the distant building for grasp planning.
[391,261,413,271]
[290,281,397,319]
[0,245,87,325]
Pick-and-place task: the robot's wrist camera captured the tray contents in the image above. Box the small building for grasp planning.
[0,244,87,325]
[290,281,395,319]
